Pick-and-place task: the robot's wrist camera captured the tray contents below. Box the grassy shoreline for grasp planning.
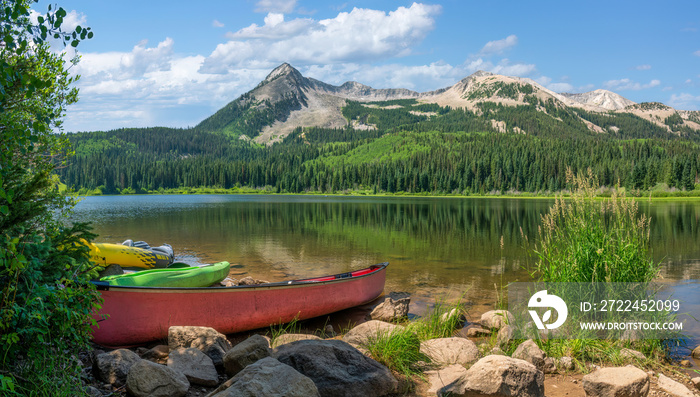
[67,186,700,200]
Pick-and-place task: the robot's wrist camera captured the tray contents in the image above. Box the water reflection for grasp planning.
[72,195,700,307]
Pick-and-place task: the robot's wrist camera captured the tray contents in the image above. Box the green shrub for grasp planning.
[532,168,659,283]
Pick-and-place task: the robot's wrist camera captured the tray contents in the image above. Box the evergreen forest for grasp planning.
[58,100,700,196]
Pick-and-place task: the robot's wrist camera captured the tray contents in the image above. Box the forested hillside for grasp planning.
[59,101,700,196]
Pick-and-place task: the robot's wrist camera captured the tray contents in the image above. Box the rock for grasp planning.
[271,333,322,348]
[323,324,336,337]
[98,264,124,278]
[93,348,141,387]
[342,320,405,346]
[440,308,466,324]
[692,345,700,359]
[254,279,269,284]
[620,348,646,361]
[582,367,649,397]
[557,356,575,371]
[208,357,319,397]
[680,360,692,367]
[489,347,506,356]
[621,328,642,341]
[238,276,256,285]
[439,355,544,397]
[223,334,272,376]
[426,364,468,395]
[496,324,514,347]
[168,326,232,366]
[221,278,238,287]
[141,345,169,364]
[544,357,557,374]
[480,310,514,330]
[126,359,190,397]
[658,374,694,397]
[419,337,479,366]
[167,347,219,387]
[691,377,700,389]
[466,326,491,337]
[274,339,398,397]
[369,292,410,322]
[512,339,547,371]
[85,385,103,397]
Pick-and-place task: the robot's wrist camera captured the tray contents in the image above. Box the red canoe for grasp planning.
[91,262,388,347]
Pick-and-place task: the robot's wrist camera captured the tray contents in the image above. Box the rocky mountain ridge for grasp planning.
[196,63,700,144]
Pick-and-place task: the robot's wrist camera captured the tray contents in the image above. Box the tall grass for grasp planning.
[532,168,659,283]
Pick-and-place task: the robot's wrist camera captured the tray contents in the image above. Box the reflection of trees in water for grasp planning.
[79,197,700,288]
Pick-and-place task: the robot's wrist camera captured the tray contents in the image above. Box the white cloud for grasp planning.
[694,50,700,56]
[464,57,535,77]
[212,19,224,28]
[547,82,575,93]
[668,93,700,110]
[634,64,651,70]
[201,3,442,73]
[479,35,518,55]
[76,38,174,80]
[255,0,297,14]
[603,78,660,91]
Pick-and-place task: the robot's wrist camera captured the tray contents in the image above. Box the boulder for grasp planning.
[167,347,219,387]
[274,339,398,397]
[425,364,468,395]
[369,292,410,322]
[438,355,544,397]
[582,367,649,397]
[238,276,256,285]
[620,348,646,361]
[465,326,491,337]
[168,326,232,366]
[419,337,479,366]
[543,357,557,374]
[271,333,322,349]
[512,339,547,371]
[93,348,141,387]
[657,374,694,397]
[440,308,467,325]
[208,357,319,397]
[223,334,272,376]
[557,356,575,371]
[496,325,514,347]
[126,359,189,397]
[480,310,514,330]
[691,377,700,390]
[141,345,169,364]
[692,345,700,359]
[342,320,405,346]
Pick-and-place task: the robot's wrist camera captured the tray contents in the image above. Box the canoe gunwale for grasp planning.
[91,262,389,292]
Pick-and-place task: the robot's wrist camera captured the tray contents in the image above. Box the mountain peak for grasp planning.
[264,63,303,83]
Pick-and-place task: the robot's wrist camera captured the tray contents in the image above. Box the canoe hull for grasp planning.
[91,263,388,347]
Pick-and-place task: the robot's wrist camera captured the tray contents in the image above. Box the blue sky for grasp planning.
[40,0,700,132]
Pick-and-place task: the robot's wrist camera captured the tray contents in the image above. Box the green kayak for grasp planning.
[100,261,231,287]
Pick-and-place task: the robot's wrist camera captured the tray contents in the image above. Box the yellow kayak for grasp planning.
[88,242,173,269]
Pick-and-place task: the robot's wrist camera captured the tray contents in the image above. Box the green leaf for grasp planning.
[37,16,44,24]
[71,40,79,48]
[75,25,82,33]
[87,31,94,39]
[0,205,8,216]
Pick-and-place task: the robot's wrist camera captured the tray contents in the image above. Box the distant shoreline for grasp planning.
[67,187,700,201]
